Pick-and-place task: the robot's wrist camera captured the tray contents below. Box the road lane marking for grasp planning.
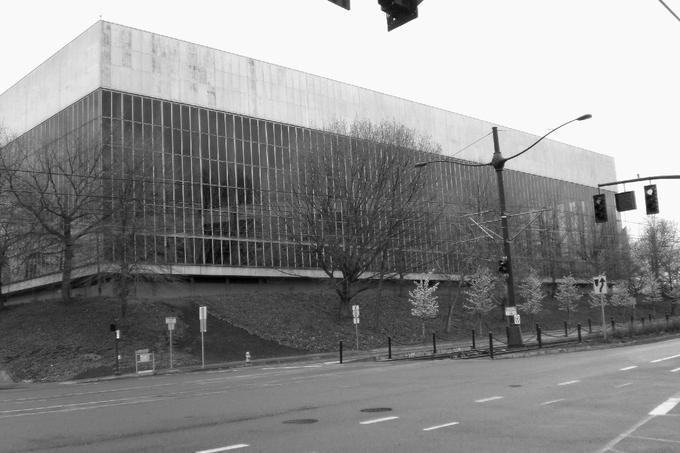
[324,361,340,365]
[196,444,249,453]
[650,353,680,363]
[614,382,633,388]
[671,367,680,373]
[475,396,503,403]
[629,435,680,445]
[558,380,580,386]
[649,397,680,416]
[423,421,459,431]
[540,399,565,406]
[360,416,399,425]
[619,366,638,371]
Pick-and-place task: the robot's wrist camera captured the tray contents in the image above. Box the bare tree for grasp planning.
[634,218,680,297]
[463,266,498,334]
[3,135,106,304]
[284,120,442,318]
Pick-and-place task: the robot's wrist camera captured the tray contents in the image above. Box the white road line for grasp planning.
[475,396,503,403]
[650,353,680,363]
[594,414,655,453]
[360,416,399,425]
[303,365,323,368]
[558,380,580,386]
[649,397,680,416]
[619,366,638,371]
[196,444,249,453]
[614,382,633,388]
[540,398,565,406]
[324,361,340,365]
[629,435,680,445]
[423,421,459,431]
[670,367,680,373]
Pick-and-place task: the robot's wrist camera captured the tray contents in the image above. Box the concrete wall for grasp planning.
[0,23,101,138]
[0,20,615,187]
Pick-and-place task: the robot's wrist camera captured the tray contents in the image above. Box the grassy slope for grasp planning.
[0,283,673,382]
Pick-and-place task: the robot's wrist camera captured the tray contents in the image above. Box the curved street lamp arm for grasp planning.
[504,114,592,163]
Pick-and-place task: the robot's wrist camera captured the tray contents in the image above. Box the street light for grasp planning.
[416,114,592,347]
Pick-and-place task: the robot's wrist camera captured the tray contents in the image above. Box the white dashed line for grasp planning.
[540,398,565,406]
[650,353,680,363]
[649,397,680,416]
[475,396,503,403]
[619,366,638,371]
[423,421,459,431]
[360,416,399,425]
[558,380,580,386]
[196,444,249,453]
[614,382,633,388]
[671,367,680,373]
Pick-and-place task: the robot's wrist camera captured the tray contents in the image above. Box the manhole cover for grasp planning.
[360,407,392,413]
[509,384,522,388]
[282,419,318,424]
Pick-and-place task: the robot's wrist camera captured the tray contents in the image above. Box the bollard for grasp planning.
[630,315,634,325]
[489,333,494,359]
[666,312,670,327]
[641,317,645,327]
[245,351,251,366]
[588,318,592,334]
[564,321,568,337]
[388,337,392,359]
[339,340,343,364]
[471,329,476,350]
[610,317,615,333]
[537,325,542,348]
[432,333,437,354]
[649,313,653,322]
[577,323,582,343]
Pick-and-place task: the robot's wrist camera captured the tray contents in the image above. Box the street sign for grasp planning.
[199,306,207,320]
[353,317,359,325]
[352,305,359,317]
[593,275,607,294]
[165,317,176,331]
[505,306,517,316]
[513,314,521,325]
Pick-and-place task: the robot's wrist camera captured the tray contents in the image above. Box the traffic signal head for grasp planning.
[378,0,419,31]
[644,184,659,215]
[498,256,509,274]
[110,323,116,332]
[593,193,608,223]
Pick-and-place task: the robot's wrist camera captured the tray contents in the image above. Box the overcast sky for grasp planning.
[1,0,679,239]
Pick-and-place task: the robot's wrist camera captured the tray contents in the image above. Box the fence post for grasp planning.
[588,318,592,334]
[388,337,392,359]
[471,329,476,350]
[666,312,670,328]
[432,333,437,354]
[537,325,542,348]
[577,323,582,343]
[339,340,343,364]
[641,317,645,327]
[489,333,494,359]
[564,321,568,337]
[610,317,616,334]
[649,313,653,322]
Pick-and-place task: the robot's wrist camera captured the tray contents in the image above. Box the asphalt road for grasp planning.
[1,339,679,453]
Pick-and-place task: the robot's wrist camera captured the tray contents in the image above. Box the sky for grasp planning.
[1,0,678,240]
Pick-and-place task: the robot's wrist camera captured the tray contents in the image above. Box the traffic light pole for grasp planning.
[491,127,523,347]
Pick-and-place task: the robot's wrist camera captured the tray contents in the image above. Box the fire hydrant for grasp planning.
[245,351,251,366]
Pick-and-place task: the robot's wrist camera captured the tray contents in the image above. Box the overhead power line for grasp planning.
[658,0,680,22]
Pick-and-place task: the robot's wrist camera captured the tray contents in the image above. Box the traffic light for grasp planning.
[110,323,116,332]
[378,0,419,31]
[327,0,350,9]
[644,184,659,215]
[498,256,509,274]
[614,191,636,212]
[593,193,608,223]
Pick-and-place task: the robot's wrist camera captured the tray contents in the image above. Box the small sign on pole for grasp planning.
[513,314,521,325]
[165,317,176,368]
[352,305,360,350]
[593,275,608,341]
[199,306,207,368]
[505,306,517,317]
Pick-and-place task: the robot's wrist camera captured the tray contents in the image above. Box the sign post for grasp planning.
[199,306,207,368]
[593,275,608,341]
[352,305,360,350]
[165,317,176,368]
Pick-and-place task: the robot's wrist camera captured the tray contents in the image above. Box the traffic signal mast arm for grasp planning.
[597,174,680,188]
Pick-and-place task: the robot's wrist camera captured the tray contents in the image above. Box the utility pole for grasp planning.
[491,127,523,347]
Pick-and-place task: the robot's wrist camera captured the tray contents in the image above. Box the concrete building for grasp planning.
[0,21,619,298]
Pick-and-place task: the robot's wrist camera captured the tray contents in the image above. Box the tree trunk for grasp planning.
[61,230,74,304]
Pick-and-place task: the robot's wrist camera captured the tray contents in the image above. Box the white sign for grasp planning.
[593,275,607,294]
[352,305,359,318]
[199,306,207,320]
[513,314,521,325]
[505,306,517,316]
[353,317,360,324]
[165,317,176,331]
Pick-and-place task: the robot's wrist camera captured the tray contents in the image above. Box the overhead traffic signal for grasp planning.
[614,191,636,212]
[378,0,420,31]
[644,184,659,215]
[593,194,608,223]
